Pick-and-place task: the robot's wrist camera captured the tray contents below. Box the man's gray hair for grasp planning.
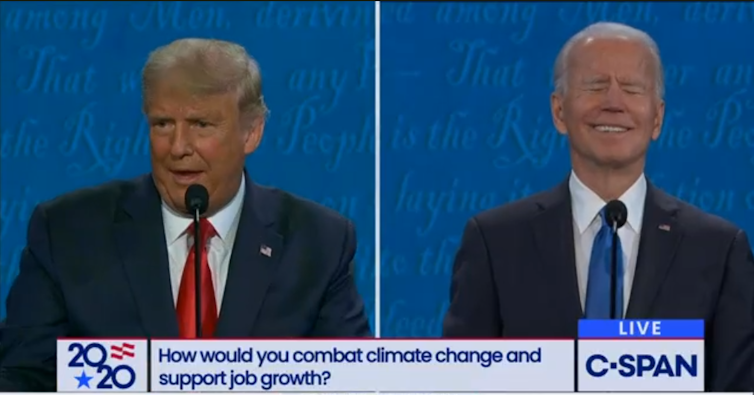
[142,38,268,126]
[553,22,665,99]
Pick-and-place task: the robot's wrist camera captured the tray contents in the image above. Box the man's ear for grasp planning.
[551,93,568,135]
[651,99,665,141]
[243,119,265,155]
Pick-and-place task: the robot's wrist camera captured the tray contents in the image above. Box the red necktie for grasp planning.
[176,218,218,338]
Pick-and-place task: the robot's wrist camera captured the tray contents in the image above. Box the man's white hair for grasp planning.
[141,38,268,127]
[553,22,665,99]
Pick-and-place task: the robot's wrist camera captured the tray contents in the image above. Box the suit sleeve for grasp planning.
[709,230,754,391]
[310,219,373,337]
[442,217,502,337]
[0,205,67,392]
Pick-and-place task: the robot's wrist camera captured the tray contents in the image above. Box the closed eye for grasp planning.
[623,86,645,94]
[584,84,608,92]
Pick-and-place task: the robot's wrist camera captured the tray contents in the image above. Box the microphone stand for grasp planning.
[610,223,619,320]
[193,209,202,338]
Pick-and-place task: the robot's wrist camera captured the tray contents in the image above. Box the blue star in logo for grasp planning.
[75,370,93,388]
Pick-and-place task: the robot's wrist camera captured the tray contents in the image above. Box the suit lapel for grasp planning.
[114,175,179,337]
[214,177,283,337]
[531,179,583,327]
[626,183,683,318]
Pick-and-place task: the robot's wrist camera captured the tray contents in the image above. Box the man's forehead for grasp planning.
[146,88,235,113]
[145,99,228,119]
[569,39,653,72]
[572,36,650,59]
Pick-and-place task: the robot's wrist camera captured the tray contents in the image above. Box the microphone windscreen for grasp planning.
[605,200,628,229]
[184,184,209,215]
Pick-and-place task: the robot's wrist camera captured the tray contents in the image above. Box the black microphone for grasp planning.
[605,200,628,320]
[184,184,209,338]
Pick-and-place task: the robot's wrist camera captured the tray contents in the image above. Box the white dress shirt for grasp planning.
[161,177,245,310]
[569,171,646,316]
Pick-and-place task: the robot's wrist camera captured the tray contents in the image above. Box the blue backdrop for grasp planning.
[380,2,754,337]
[0,1,376,324]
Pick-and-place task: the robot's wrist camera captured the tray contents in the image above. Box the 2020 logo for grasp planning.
[67,342,137,390]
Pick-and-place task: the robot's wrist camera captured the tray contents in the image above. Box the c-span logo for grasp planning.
[57,339,148,392]
[577,319,704,391]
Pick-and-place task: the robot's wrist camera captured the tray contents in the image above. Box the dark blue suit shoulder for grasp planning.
[472,190,549,230]
[34,178,141,223]
[255,184,353,235]
[671,195,743,237]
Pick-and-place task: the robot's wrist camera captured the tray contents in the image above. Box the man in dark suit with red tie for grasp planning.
[442,22,754,391]
[0,38,372,392]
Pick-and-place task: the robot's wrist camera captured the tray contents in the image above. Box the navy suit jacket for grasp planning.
[0,173,372,391]
[443,178,754,391]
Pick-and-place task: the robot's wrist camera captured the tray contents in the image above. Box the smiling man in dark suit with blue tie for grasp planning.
[442,22,754,391]
[0,38,372,392]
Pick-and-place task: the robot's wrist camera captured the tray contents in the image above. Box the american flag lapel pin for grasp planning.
[260,245,272,257]
[658,224,671,232]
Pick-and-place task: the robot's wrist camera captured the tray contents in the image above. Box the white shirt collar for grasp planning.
[162,177,246,244]
[569,171,646,235]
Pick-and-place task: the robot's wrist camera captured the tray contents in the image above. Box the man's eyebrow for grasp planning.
[580,75,610,84]
[147,112,222,121]
[618,77,647,86]
[147,115,172,122]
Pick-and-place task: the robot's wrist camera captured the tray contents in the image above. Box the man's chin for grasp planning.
[593,155,643,170]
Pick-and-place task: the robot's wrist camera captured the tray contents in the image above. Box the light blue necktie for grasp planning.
[585,207,624,319]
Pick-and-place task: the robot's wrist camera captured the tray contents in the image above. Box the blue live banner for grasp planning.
[577,319,704,392]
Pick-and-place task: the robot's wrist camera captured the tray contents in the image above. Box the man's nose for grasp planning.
[601,83,626,112]
[170,124,194,158]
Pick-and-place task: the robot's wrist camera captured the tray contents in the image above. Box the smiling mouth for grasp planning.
[592,124,632,134]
